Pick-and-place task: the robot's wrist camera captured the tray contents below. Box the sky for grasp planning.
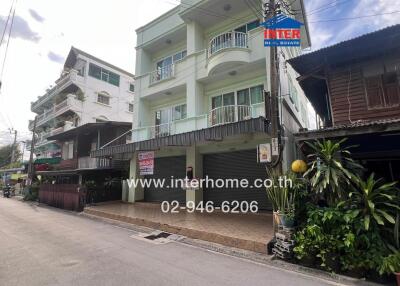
[0,0,399,147]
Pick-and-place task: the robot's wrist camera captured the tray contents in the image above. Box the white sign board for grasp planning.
[271,138,279,156]
[138,151,154,175]
[258,143,272,163]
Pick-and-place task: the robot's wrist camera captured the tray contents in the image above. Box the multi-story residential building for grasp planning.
[93,0,311,209]
[290,25,400,183]
[28,47,135,162]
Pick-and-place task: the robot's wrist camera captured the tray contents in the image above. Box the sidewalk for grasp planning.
[84,202,274,253]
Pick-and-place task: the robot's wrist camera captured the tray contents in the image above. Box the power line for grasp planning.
[0,0,17,86]
[309,10,400,23]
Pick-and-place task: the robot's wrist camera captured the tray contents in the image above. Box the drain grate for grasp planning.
[143,232,172,240]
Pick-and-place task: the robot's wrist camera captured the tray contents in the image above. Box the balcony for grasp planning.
[149,64,175,85]
[33,95,83,129]
[78,157,111,169]
[207,31,250,75]
[31,69,83,112]
[130,104,265,143]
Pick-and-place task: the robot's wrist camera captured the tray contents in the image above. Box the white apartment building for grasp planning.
[29,47,135,160]
[93,0,312,208]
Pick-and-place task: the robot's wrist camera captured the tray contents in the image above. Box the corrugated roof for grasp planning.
[288,24,400,74]
[91,117,270,158]
[295,118,400,139]
[47,121,132,141]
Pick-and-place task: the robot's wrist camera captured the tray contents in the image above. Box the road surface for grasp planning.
[0,198,341,286]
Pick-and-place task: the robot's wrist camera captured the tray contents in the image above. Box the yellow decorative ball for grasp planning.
[292,160,307,173]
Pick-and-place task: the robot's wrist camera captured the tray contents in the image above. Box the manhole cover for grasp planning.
[143,232,172,240]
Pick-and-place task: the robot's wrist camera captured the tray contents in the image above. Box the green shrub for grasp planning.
[23,183,39,201]
[294,204,389,274]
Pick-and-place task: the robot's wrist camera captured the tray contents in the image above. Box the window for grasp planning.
[89,63,120,86]
[237,89,250,105]
[129,83,135,92]
[173,104,187,121]
[364,71,400,109]
[97,92,110,105]
[234,19,260,33]
[250,85,264,104]
[128,103,134,112]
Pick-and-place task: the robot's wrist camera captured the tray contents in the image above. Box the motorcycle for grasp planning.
[3,184,11,198]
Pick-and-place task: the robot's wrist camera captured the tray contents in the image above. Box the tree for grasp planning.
[0,144,21,168]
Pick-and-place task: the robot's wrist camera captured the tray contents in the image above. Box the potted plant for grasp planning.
[379,252,400,285]
[281,204,295,227]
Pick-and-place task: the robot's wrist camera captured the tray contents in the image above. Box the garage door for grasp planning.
[144,156,186,204]
[203,149,271,210]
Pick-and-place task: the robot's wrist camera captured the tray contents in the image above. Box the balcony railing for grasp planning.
[78,156,111,169]
[208,105,252,126]
[34,96,81,127]
[208,31,248,57]
[31,69,78,110]
[149,64,175,85]
[129,105,259,144]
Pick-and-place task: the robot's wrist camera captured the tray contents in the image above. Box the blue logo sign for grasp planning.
[261,14,303,47]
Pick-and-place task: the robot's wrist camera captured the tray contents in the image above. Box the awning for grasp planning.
[34,157,62,165]
[91,117,270,158]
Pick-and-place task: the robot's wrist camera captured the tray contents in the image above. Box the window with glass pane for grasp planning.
[97,94,110,105]
[173,104,187,121]
[129,103,134,112]
[89,64,101,80]
[234,25,246,33]
[212,95,222,109]
[247,20,260,31]
[223,93,235,106]
[129,84,135,92]
[250,85,264,104]
[237,89,250,105]
[108,72,120,86]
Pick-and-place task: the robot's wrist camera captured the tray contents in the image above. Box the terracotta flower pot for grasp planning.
[395,272,400,286]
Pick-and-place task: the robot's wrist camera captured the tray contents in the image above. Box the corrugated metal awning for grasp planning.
[91,117,270,158]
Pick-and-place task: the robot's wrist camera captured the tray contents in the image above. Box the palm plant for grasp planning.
[349,173,400,231]
[266,168,288,212]
[303,139,362,204]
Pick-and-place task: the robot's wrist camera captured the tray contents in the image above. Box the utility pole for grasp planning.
[263,0,282,170]
[9,128,17,163]
[27,117,37,185]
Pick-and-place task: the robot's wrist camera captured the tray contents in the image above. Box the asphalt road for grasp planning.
[0,198,340,286]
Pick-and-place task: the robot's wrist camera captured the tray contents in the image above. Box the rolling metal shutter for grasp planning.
[144,156,186,204]
[203,149,271,210]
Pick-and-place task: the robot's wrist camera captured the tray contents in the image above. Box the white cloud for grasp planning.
[0,0,175,143]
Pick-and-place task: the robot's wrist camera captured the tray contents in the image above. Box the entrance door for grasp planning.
[203,149,271,210]
[144,156,186,204]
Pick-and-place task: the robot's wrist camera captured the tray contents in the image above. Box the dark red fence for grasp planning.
[39,184,86,211]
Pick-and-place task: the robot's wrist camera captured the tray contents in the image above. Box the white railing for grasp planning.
[208,31,248,57]
[32,69,78,110]
[78,156,110,169]
[149,64,175,85]
[208,105,252,126]
[35,95,80,127]
[149,122,171,138]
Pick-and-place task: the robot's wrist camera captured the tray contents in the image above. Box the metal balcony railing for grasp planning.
[208,105,252,126]
[149,64,175,85]
[78,157,110,169]
[208,31,248,57]
[149,122,171,138]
